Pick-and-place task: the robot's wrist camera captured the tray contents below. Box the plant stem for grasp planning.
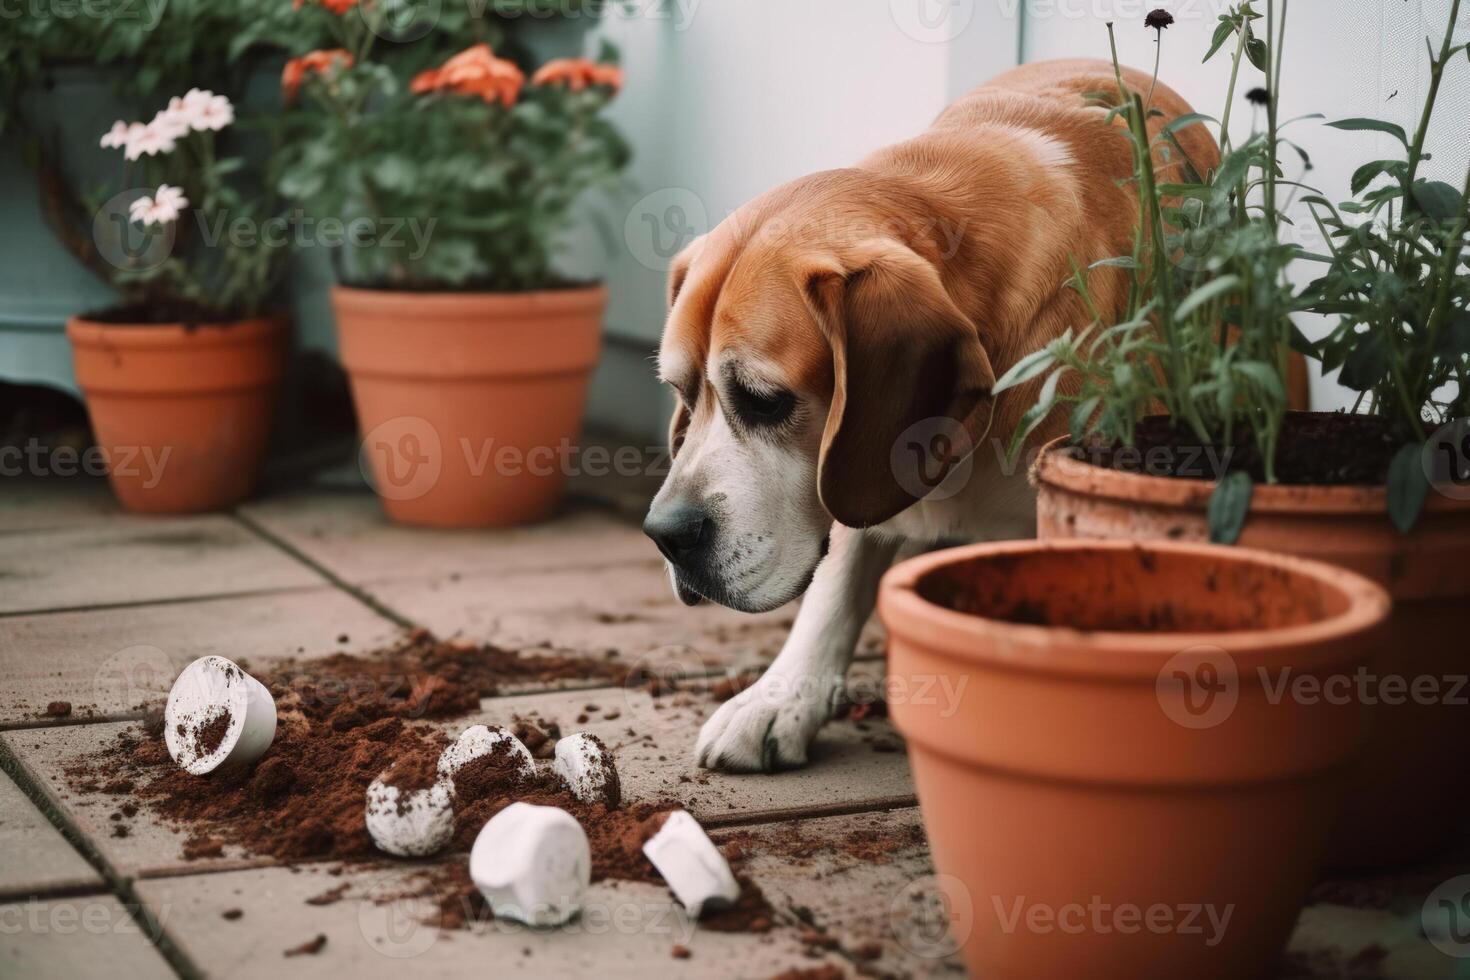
[1217,11,1249,154]
[1404,0,1462,195]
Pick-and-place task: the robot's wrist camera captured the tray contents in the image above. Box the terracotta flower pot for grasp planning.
[66,316,286,514]
[1033,437,1470,871]
[332,285,604,528]
[879,539,1389,980]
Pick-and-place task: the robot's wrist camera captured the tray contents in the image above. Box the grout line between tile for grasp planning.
[0,737,202,980]
[229,511,419,631]
[0,584,335,621]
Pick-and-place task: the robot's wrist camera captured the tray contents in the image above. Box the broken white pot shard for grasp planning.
[469,802,590,927]
[553,732,622,806]
[641,809,740,917]
[365,776,454,858]
[164,656,277,775]
[437,724,536,784]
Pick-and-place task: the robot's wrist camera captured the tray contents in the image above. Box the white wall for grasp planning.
[1023,0,1470,411]
[583,0,1021,439]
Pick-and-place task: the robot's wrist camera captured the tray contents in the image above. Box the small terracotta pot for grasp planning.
[879,539,1389,980]
[1033,437,1470,871]
[332,285,604,528]
[66,316,286,514]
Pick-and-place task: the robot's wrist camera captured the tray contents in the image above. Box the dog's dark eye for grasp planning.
[731,383,795,426]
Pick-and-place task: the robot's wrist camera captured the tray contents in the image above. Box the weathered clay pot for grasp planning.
[879,538,1390,979]
[67,316,286,513]
[333,285,604,528]
[1033,436,1470,870]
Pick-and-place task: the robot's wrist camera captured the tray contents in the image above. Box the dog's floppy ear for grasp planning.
[667,235,706,308]
[803,239,995,528]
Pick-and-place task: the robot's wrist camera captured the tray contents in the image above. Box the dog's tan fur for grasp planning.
[649,61,1266,771]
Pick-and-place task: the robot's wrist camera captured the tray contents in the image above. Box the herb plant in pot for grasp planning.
[65,89,289,514]
[879,539,1390,979]
[278,7,629,527]
[1015,3,1470,869]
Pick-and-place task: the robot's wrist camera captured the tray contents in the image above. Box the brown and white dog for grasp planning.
[644,60,1221,773]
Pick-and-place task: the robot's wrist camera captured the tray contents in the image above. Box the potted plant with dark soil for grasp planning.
[277,2,629,528]
[1010,2,1469,869]
[62,87,291,514]
[879,538,1390,979]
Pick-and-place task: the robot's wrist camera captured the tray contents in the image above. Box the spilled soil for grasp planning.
[63,630,784,936]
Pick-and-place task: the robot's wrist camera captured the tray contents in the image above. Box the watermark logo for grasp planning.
[92,645,177,715]
[363,0,441,41]
[889,873,973,959]
[1424,417,1470,501]
[357,877,441,958]
[890,0,975,43]
[1423,874,1470,958]
[359,416,442,502]
[93,188,175,272]
[624,187,708,272]
[1156,645,1238,730]
[891,417,974,502]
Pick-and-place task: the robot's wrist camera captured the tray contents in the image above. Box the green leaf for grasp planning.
[1233,361,1285,401]
[1005,370,1061,459]
[1203,18,1236,63]
[1411,179,1464,220]
[1088,256,1139,269]
[1174,275,1242,321]
[1338,330,1390,391]
[1245,36,1268,71]
[992,347,1056,395]
[1436,310,1470,357]
[1069,395,1101,442]
[1161,112,1217,137]
[1386,443,1429,533]
[1350,159,1404,195]
[1327,117,1409,146]
[1208,472,1253,545]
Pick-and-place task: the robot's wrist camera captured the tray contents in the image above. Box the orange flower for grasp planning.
[531,58,623,94]
[281,48,353,105]
[292,0,358,11]
[411,44,525,107]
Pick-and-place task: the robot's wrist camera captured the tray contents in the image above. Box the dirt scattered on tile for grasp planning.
[304,883,351,907]
[221,908,243,921]
[671,943,691,959]
[283,934,326,957]
[45,701,72,718]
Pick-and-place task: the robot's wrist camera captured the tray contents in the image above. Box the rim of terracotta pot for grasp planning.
[330,282,608,316]
[65,314,287,350]
[880,538,1390,680]
[1030,433,1470,516]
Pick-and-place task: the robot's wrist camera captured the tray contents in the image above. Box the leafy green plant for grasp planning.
[275,3,630,291]
[994,1,1311,543]
[1299,0,1469,530]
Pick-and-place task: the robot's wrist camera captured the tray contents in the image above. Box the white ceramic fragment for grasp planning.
[365,776,454,858]
[438,724,536,785]
[164,656,276,775]
[642,809,739,917]
[469,802,590,927]
[553,732,621,806]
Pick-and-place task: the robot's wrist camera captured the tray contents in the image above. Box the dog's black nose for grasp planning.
[643,502,711,563]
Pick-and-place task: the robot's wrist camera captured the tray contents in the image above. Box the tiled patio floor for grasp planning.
[0,476,1461,978]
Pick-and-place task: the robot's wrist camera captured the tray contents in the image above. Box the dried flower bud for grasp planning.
[1246,87,1271,106]
[1145,8,1174,30]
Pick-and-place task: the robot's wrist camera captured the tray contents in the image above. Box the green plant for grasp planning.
[994,2,1310,542]
[1300,0,1469,531]
[275,3,630,290]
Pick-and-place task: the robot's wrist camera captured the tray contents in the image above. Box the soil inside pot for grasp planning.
[78,303,271,328]
[1080,412,1402,485]
[916,547,1333,632]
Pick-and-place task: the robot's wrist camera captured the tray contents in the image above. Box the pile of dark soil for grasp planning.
[1082,412,1402,485]
[64,630,778,931]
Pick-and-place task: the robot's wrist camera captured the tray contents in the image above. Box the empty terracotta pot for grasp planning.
[66,316,286,514]
[1033,437,1470,870]
[879,539,1389,980]
[332,285,604,528]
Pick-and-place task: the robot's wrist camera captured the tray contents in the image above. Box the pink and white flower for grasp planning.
[124,120,178,161]
[99,120,142,150]
[129,184,189,226]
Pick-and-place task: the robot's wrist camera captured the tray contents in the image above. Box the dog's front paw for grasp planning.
[695,673,843,773]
